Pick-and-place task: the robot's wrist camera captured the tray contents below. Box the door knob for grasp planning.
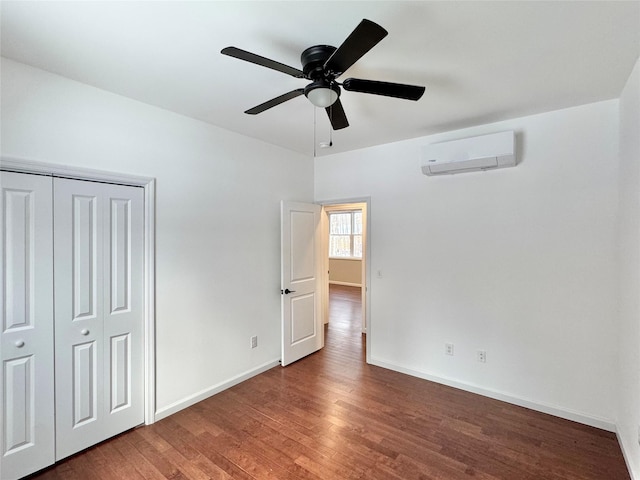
[81,329,90,336]
[284,288,296,294]
[15,340,25,348]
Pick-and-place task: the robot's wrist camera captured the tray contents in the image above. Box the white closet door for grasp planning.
[0,172,55,480]
[101,182,144,440]
[54,178,144,460]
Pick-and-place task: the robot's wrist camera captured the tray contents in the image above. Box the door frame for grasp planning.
[0,157,157,424]
[318,197,371,365]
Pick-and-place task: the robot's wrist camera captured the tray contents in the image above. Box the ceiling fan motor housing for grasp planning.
[301,45,337,79]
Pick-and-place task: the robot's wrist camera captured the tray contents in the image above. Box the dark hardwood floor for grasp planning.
[30,284,629,479]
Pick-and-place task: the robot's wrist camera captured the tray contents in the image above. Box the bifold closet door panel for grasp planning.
[102,181,144,441]
[53,178,144,461]
[0,172,55,480]
[53,178,105,460]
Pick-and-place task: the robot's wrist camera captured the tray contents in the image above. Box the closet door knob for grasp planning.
[81,329,90,336]
[15,340,25,348]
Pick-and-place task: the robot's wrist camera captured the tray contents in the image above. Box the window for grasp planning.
[329,211,362,258]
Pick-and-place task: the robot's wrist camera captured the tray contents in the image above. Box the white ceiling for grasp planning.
[2,1,639,156]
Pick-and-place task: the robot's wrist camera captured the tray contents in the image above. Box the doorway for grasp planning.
[320,199,371,363]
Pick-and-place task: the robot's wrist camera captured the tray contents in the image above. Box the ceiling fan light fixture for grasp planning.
[304,81,340,108]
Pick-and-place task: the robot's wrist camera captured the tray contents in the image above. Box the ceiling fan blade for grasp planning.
[342,78,425,100]
[324,19,388,76]
[221,47,305,78]
[325,99,349,130]
[245,89,305,115]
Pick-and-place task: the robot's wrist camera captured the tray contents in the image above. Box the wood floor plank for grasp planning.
[94,440,148,480]
[110,434,167,480]
[27,285,630,479]
[126,429,191,479]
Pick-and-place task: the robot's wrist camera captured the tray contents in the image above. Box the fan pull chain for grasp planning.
[314,105,334,156]
[313,105,317,157]
[317,106,333,150]
[329,106,333,147]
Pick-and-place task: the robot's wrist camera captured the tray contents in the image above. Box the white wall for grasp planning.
[0,58,314,416]
[616,56,640,479]
[315,100,620,428]
[329,258,362,285]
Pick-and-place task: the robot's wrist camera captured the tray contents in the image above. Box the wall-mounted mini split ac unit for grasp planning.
[421,130,516,176]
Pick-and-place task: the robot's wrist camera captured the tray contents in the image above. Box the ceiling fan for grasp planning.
[221,19,425,130]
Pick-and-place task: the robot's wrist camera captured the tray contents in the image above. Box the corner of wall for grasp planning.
[615,55,640,480]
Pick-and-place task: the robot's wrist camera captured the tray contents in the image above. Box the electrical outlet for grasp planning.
[477,350,487,363]
[445,343,454,356]
[250,336,258,349]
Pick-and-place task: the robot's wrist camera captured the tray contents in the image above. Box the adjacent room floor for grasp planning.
[29,284,630,479]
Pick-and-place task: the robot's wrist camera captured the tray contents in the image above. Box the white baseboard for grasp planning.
[154,359,280,421]
[369,357,616,432]
[329,281,362,287]
[617,429,639,480]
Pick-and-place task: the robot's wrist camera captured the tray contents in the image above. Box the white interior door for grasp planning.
[54,178,144,460]
[0,172,55,480]
[281,201,322,366]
